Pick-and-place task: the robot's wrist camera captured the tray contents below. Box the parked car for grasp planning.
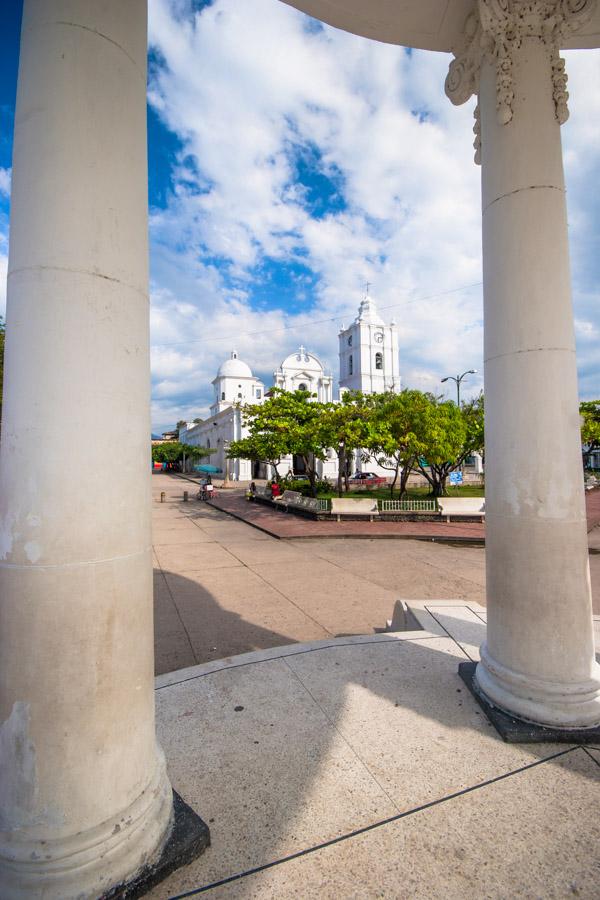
[349,472,387,487]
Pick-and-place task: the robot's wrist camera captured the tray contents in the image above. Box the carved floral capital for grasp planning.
[445,0,597,161]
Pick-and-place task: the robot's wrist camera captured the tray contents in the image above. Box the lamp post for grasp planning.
[223,440,231,488]
[441,369,477,407]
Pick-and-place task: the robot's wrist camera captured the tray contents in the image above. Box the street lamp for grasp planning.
[441,369,477,407]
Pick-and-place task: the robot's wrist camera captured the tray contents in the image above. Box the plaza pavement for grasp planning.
[153,474,486,674]
[149,473,600,899]
[153,473,600,674]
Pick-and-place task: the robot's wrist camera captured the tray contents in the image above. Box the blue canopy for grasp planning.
[194,464,223,473]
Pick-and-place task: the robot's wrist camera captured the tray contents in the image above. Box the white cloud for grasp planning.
[146,0,491,430]
[0,168,10,198]
[0,232,8,320]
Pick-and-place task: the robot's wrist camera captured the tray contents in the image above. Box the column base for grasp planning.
[0,750,208,899]
[102,791,210,900]
[459,662,600,743]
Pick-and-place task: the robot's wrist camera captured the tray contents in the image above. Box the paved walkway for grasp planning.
[148,606,600,900]
[153,474,600,675]
[152,475,488,674]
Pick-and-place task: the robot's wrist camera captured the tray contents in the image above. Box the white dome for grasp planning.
[217,351,253,379]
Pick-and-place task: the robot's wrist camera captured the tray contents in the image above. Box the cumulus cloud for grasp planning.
[146,0,491,429]
[0,168,10,198]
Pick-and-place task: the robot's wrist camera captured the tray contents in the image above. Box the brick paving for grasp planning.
[206,485,600,541]
[586,485,600,531]
[209,490,484,541]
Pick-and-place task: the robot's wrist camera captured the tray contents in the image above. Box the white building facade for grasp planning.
[273,346,333,402]
[181,348,337,481]
[182,296,401,483]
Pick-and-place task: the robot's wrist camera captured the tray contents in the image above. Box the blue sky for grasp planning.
[1,1,599,433]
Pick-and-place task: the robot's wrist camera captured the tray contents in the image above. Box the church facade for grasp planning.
[180,293,400,481]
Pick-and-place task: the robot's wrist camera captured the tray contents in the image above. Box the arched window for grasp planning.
[221,391,225,400]
[299,383,307,391]
[375,352,383,370]
[349,355,353,375]
[207,438,211,449]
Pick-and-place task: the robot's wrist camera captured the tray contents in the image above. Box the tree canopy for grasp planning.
[415,393,484,497]
[319,391,381,496]
[367,389,432,497]
[151,441,211,465]
[581,400,600,468]
[231,386,485,497]
[232,388,330,495]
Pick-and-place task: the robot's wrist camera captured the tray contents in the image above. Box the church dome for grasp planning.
[217,351,253,379]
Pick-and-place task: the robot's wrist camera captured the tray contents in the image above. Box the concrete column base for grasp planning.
[475,645,600,730]
[460,662,600,742]
[0,752,174,900]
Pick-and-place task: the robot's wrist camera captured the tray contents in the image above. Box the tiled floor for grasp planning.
[147,621,600,899]
[148,477,600,898]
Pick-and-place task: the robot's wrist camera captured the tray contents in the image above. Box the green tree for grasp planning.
[237,388,328,496]
[320,391,378,496]
[416,394,484,497]
[151,441,211,466]
[228,432,287,481]
[367,390,431,498]
[580,400,600,468]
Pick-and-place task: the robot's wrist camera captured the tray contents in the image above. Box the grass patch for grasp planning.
[316,484,485,500]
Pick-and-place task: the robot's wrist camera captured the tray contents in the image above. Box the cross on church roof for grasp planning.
[365,281,371,295]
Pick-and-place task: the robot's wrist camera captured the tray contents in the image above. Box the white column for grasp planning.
[0,3,173,898]
[447,2,600,728]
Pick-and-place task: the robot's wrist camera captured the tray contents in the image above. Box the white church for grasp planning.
[180,293,400,481]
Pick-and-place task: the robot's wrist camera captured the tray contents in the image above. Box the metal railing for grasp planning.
[380,500,437,512]
[317,498,330,511]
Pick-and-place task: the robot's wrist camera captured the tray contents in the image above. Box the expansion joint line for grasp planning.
[168,746,581,898]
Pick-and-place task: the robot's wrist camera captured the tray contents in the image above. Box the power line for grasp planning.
[151,281,483,349]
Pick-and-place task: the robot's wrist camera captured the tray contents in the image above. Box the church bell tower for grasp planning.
[338,289,400,395]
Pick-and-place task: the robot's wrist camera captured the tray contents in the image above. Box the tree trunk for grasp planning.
[304,454,317,497]
[344,452,350,493]
[337,447,344,498]
[389,457,400,498]
[399,456,414,499]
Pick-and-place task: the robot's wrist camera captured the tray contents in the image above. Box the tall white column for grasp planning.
[446,1,600,728]
[0,3,173,897]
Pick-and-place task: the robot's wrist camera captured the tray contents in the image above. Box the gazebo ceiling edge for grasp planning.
[281,0,600,52]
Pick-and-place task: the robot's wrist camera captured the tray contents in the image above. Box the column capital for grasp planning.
[445,0,597,160]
